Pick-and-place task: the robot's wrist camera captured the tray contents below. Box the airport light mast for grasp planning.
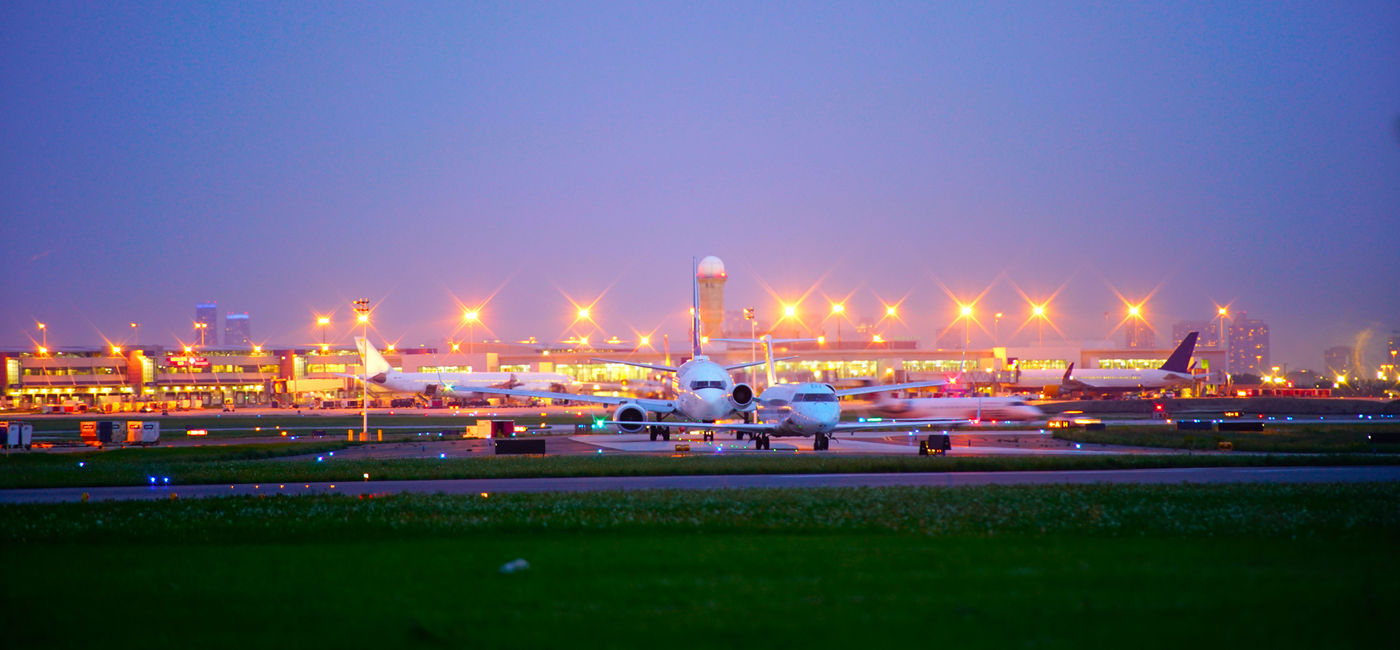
[353,299,371,441]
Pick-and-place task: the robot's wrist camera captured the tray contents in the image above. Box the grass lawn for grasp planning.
[4,441,1400,489]
[1053,422,1400,453]
[1,484,1395,649]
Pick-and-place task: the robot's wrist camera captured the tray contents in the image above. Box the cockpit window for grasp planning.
[793,393,836,402]
[689,380,725,390]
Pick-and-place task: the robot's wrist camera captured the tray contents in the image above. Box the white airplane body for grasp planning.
[354,338,575,399]
[865,390,1044,422]
[451,258,768,439]
[699,335,963,450]
[1009,332,1200,396]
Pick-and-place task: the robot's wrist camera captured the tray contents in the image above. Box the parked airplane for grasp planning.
[697,335,962,450]
[1012,331,1201,397]
[859,382,1044,422]
[445,258,772,440]
[353,338,575,402]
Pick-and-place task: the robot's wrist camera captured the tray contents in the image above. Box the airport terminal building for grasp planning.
[1,338,1225,411]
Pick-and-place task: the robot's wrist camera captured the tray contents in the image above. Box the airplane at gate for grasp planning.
[353,338,575,400]
[1011,331,1201,397]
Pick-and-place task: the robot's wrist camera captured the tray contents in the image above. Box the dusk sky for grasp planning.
[3,2,1397,370]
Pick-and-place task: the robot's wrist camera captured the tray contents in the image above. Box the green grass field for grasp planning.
[4,441,1400,489]
[2,484,1395,649]
[1053,422,1400,453]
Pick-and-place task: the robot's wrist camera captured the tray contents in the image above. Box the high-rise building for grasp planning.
[225,312,252,348]
[1324,346,1355,376]
[195,302,218,347]
[1228,313,1269,376]
[695,256,726,340]
[1124,319,1156,349]
[1171,320,1223,348]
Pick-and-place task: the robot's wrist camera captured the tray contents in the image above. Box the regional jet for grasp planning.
[1012,332,1201,398]
[353,338,575,402]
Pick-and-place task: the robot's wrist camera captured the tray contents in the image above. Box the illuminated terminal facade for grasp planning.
[1,338,1228,410]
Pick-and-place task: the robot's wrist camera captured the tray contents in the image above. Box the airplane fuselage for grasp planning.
[369,371,573,397]
[672,355,741,422]
[754,382,841,437]
[869,395,1044,422]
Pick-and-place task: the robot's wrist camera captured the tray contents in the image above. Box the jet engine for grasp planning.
[729,383,756,412]
[612,403,648,433]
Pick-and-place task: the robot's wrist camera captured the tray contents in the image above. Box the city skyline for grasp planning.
[3,3,1396,370]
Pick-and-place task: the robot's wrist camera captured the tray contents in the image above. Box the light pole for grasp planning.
[959,304,973,372]
[38,322,46,350]
[194,322,207,348]
[1032,305,1045,347]
[353,299,371,441]
[993,312,1002,347]
[317,316,330,354]
[830,303,844,349]
[130,322,139,347]
[464,309,480,356]
[744,307,756,385]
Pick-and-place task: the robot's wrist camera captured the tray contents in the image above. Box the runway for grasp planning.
[3,465,1396,504]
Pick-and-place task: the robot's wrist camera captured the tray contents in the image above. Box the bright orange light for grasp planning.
[817,336,826,345]
[183,346,193,353]
[577,307,590,320]
[886,306,897,317]
[464,310,480,322]
[37,322,45,330]
[784,304,797,318]
[356,313,369,324]
[872,334,884,343]
[253,345,262,353]
[1128,305,1141,317]
[451,343,461,351]
[1033,305,1045,317]
[37,346,47,355]
[960,305,973,317]
[831,303,844,314]
[111,345,122,354]
[386,344,395,352]
[994,312,1003,319]
[639,335,650,346]
[1217,307,1228,316]
[317,316,330,326]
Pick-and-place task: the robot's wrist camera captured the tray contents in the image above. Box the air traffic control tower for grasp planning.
[696,255,726,340]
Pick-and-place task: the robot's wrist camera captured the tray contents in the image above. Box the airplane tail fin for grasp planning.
[709,337,818,387]
[1062,363,1074,383]
[1159,332,1199,373]
[691,257,703,357]
[355,337,392,377]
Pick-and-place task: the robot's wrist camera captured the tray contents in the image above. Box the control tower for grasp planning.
[696,256,726,340]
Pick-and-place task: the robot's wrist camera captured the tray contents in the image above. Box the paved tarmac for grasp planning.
[3,465,1396,504]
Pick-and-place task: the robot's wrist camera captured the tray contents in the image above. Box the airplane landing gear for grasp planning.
[753,434,771,450]
[735,431,746,440]
[648,425,671,442]
[813,432,830,451]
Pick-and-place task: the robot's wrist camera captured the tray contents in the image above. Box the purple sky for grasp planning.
[3,2,1397,370]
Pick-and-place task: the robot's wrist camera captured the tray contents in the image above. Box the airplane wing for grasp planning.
[448,385,678,414]
[722,356,796,372]
[615,420,777,433]
[831,418,967,432]
[590,358,678,373]
[834,380,946,397]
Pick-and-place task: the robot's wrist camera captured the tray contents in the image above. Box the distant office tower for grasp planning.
[1171,320,1223,348]
[225,312,252,347]
[696,256,726,339]
[1228,313,1269,376]
[195,302,218,347]
[1324,346,1355,376]
[1124,318,1156,349]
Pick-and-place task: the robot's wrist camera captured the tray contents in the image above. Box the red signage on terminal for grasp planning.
[167,356,211,368]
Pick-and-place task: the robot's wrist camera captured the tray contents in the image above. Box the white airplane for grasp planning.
[696,335,963,450]
[353,338,575,402]
[1012,331,1200,397]
[446,258,772,440]
[860,383,1045,422]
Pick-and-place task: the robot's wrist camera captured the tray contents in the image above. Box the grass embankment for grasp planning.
[2,483,1396,649]
[4,443,1400,490]
[1054,422,1400,453]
